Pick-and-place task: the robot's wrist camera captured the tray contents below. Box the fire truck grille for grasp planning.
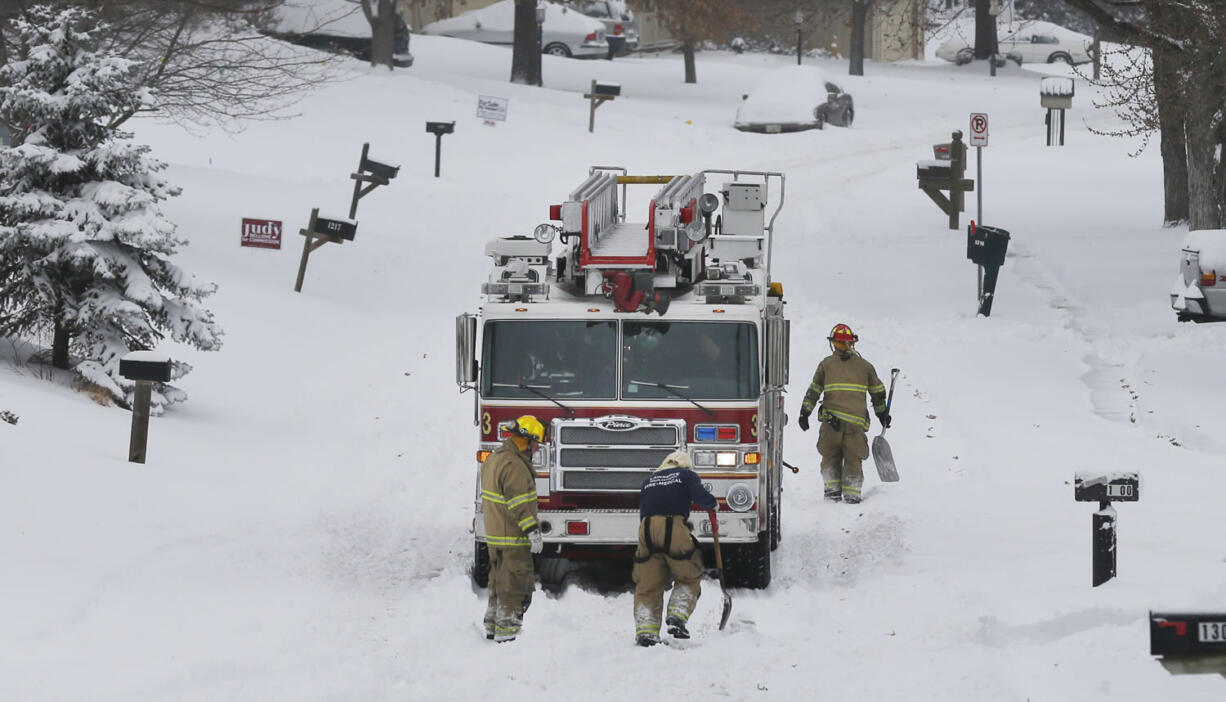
[558,426,678,445]
[563,471,653,491]
[559,448,673,468]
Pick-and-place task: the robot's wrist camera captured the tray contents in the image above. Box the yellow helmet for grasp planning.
[509,415,545,442]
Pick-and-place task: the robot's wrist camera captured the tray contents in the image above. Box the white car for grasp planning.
[261,0,413,67]
[734,66,853,133]
[1171,230,1226,323]
[936,20,1093,66]
[422,0,607,58]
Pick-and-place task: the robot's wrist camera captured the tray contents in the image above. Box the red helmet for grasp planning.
[828,324,858,344]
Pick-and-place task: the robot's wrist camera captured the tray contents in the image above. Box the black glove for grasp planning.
[797,413,810,431]
[877,412,892,429]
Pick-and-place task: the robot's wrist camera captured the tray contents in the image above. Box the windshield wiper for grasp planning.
[493,381,574,416]
[628,379,713,416]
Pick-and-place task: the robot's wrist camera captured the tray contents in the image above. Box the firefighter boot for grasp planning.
[666,614,690,639]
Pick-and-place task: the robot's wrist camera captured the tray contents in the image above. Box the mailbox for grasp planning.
[1151,611,1226,657]
[119,351,172,383]
[1040,77,1074,110]
[426,121,455,136]
[967,223,1010,268]
[360,153,400,180]
[312,214,357,241]
[1074,471,1140,503]
[593,83,621,97]
[917,159,952,180]
[932,142,952,161]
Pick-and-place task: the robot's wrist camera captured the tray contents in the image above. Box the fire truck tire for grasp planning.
[770,500,781,551]
[471,541,491,588]
[723,533,772,589]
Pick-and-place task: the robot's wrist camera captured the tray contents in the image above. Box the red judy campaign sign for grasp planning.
[241,218,282,249]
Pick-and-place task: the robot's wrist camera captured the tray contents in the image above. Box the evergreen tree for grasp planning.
[0,4,222,411]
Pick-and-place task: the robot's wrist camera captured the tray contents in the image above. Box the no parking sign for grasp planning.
[969,113,989,147]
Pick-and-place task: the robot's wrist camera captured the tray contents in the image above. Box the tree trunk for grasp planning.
[1152,47,1189,226]
[682,39,696,84]
[510,0,538,85]
[849,1,868,76]
[1186,116,1222,230]
[973,0,997,60]
[51,320,70,370]
[369,0,396,69]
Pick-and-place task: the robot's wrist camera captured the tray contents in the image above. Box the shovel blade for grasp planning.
[872,435,899,482]
[718,588,732,631]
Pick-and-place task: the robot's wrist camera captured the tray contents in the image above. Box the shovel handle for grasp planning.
[707,508,724,572]
[885,368,900,411]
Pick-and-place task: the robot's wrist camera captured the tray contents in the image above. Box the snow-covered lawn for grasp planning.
[3,35,1224,701]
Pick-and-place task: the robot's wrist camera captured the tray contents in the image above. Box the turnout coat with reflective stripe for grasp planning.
[800,352,887,431]
[481,439,540,547]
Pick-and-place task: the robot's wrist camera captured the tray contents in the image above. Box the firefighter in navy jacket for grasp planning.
[632,451,717,647]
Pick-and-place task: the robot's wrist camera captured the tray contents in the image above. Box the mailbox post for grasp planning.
[425,121,455,177]
[584,80,620,133]
[119,351,172,464]
[966,221,1010,316]
[1074,471,1140,587]
[917,130,975,230]
[1041,77,1073,146]
[294,142,396,292]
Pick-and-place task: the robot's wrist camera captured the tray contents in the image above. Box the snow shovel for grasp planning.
[871,368,901,483]
[707,508,732,631]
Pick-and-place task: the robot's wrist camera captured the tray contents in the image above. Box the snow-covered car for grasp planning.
[421,0,608,59]
[1171,230,1226,323]
[570,0,638,57]
[936,20,1092,66]
[734,66,853,133]
[260,0,413,67]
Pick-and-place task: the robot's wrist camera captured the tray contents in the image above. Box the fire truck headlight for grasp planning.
[715,451,738,467]
[692,450,715,467]
[726,483,755,512]
[533,223,558,244]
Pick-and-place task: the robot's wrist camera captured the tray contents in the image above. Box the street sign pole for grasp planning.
[969,112,989,302]
[977,145,983,224]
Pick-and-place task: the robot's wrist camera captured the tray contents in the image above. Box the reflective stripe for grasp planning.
[873,402,887,413]
[636,624,661,634]
[823,479,841,488]
[495,625,521,634]
[517,515,538,530]
[481,490,507,504]
[826,408,869,430]
[869,384,885,392]
[506,491,537,509]
[486,535,531,546]
[824,383,869,392]
[666,609,689,621]
[843,484,862,496]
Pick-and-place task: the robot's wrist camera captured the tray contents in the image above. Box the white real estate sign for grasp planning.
[477,95,508,122]
[969,113,989,147]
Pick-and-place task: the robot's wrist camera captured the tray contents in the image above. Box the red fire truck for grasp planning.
[456,167,791,588]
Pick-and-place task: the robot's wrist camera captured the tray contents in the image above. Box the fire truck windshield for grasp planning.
[482,320,618,399]
[622,321,759,400]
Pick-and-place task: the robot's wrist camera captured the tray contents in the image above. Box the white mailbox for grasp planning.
[1040,77,1074,109]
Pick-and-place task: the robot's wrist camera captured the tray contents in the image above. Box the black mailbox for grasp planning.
[967,223,1010,268]
[426,121,455,136]
[1074,472,1140,503]
[593,83,621,97]
[312,215,357,241]
[917,161,952,180]
[360,154,400,180]
[119,354,172,382]
[1151,612,1226,657]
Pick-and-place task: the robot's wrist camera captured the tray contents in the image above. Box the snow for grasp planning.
[3,29,1226,702]
[734,65,829,127]
[1182,229,1226,272]
[422,0,603,37]
[1041,76,1075,96]
[122,350,171,363]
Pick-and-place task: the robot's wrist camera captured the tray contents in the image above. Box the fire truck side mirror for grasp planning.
[456,313,478,387]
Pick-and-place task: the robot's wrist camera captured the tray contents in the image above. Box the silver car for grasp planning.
[422,0,608,59]
[1171,230,1226,323]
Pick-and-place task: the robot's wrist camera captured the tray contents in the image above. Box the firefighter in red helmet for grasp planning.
[797,324,889,503]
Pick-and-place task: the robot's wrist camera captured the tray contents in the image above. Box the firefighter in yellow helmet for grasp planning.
[797,324,889,504]
[480,415,545,642]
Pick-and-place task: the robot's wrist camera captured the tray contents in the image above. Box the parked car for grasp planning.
[421,0,608,59]
[734,66,853,133]
[936,20,1093,66]
[1171,230,1226,323]
[261,0,413,67]
[570,0,638,57]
